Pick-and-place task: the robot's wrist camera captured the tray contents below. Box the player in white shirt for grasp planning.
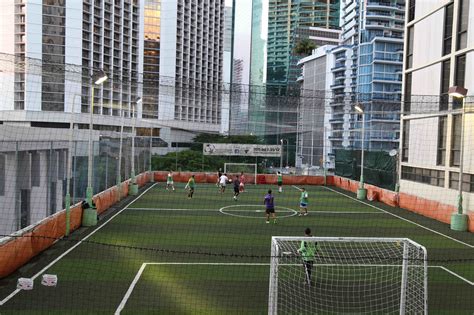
[219,173,229,193]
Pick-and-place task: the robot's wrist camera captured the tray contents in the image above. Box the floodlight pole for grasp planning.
[280,139,283,169]
[448,86,468,231]
[65,94,80,236]
[117,102,124,200]
[355,105,367,200]
[129,98,141,195]
[84,70,107,227]
[149,127,153,182]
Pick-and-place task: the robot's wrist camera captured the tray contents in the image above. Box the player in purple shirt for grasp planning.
[264,189,276,224]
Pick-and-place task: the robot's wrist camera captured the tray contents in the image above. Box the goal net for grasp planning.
[224,163,257,184]
[269,237,427,315]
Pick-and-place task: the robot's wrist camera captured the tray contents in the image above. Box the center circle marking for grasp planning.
[219,204,298,219]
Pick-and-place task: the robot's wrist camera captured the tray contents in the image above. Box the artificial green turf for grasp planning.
[1,183,473,314]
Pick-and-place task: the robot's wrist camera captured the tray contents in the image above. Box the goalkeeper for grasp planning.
[297,228,317,285]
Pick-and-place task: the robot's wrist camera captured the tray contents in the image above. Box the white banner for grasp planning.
[203,143,281,157]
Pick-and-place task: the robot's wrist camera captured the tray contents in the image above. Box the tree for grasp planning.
[294,39,316,56]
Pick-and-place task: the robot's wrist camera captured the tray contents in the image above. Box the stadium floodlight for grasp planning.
[354,104,366,200]
[448,86,468,99]
[129,97,142,196]
[448,86,469,231]
[93,69,108,85]
[84,69,108,227]
[269,237,428,315]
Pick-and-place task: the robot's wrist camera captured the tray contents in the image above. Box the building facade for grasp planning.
[401,0,474,210]
[329,0,405,153]
[297,45,337,171]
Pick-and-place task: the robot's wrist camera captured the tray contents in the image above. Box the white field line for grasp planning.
[0,183,158,307]
[127,208,217,211]
[115,261,473,314]
[128,207,380,215]
[292,185,474,249]
[115,263,148,315]
[437,266,474,285]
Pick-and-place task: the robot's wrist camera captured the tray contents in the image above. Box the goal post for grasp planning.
[268,237,427,315]
[224,163,257,184]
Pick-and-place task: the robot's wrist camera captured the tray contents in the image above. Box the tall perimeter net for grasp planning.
[269,237,427,315]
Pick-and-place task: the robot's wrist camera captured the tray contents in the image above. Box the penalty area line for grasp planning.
[0,183,158,307]
[321,186,474,249]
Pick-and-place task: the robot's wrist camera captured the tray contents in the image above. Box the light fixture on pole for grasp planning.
[448,86,468,231]
[354,104,367,200]
[83,69,108,227]
[129,97,142,195]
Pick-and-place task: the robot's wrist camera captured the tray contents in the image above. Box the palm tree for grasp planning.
[293,39,317,56]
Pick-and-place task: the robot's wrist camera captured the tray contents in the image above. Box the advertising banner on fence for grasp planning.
[203,143,281,157]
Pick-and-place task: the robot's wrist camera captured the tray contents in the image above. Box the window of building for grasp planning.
[0,155,5,196]
[449,172,474,192]
[443,3,454,56]
[452,54,466,110]
[406,26,414,69]
[451,114,462,166]
[457,0,469,50]
[404,73,412,113]
[408,0,416,22]
[437,116,447,166]
[439,60,450,110]
[402,120,410,162]
[31,152,40,187]
[401,166,445,187]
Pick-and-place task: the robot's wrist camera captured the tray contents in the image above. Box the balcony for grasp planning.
[331,63,346,71]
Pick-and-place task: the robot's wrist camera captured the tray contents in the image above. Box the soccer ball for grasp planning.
[228,179,232,183]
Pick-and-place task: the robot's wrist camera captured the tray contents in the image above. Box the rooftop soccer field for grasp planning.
[0,183,473,314]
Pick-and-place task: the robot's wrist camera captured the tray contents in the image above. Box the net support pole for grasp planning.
[268,238,279,315]
[117,106,124,200]
[129,102,138,195]
[399,241,409,315]
[149,127,154,182]
[65,95,77,236]
[451,96,468,231]
[83,85,98,226]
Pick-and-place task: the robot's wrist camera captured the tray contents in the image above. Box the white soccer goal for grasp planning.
[269,237,427,315]
[224,163,257,184]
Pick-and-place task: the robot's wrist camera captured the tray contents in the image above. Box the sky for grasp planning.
[226,0,253,84]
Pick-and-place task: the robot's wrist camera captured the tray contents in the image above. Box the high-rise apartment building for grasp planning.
[158,0,225,139]
[329,0,405,153]
[248,0,341,149]
[0,0,143,126]
[296,45,337,170]
[401,0,473,214]
[266,0,340,84]
[0,0,227,146]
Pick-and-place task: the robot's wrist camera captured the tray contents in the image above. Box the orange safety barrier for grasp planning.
[0,202,84,278]
[0,232,35,278]
[305,176,326,185]
[154,171,168,182]
[207,174,218,183]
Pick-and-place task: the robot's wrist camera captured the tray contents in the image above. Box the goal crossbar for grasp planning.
[269,237,428,315]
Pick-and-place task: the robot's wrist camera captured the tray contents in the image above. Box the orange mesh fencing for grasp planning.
[0,233,35,278]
